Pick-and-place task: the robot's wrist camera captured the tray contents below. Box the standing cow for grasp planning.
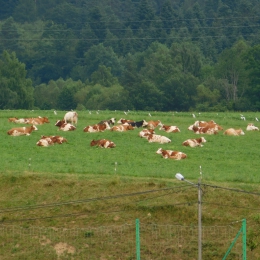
[64,111,78,125]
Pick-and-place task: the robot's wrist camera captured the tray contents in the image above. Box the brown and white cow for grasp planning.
[90,139,116,148]
[26,116,50,125]
[159,124,180,133]
[224,128,245,136]
[55,119,66,127]
[83,122,110,132]
[8,117,18,122]
[41,135,68,144]
[36,137,54,147]
[117,118,134,124]
[192,125,218,135]
[139,129,155,138]
[64,111,78,125]
[14,118,28,124]
[188,120,223,131]
[156,148,187,160]
[98,118,116,125]
[111,124,134,132]
[246,123,259,131]
[144,134,171,144]
[146,120,163,129]
[59,123,76,131]
[7,125,38,136]
[182,137,207,147]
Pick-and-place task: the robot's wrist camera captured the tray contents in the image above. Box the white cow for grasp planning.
[64,111,78,125]
[246,123,259,131]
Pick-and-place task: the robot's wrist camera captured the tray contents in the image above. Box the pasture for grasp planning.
[1,110,260,259]
[1,110,260,183]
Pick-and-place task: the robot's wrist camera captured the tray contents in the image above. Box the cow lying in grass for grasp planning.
[37,135,68,146]
[144,134,171,144]
[182,137,207,147]
[117,118,134,124]
[55,119,76,131]
[126,120,148,128]
[90,139,116,148]
[224,128,245,136]
[26,117,50,125]
[98,118,116,125]
[156,148,187,160]
[7,125,38,136]
[139,129,155,138]
[159,124,180,133]
[246,123,259,131]
[146,120,163,129]
[191,125,218,134]
[84,122,110,132]
[188,120,223,131]
[111,124,134,132]
[8,117,18,122]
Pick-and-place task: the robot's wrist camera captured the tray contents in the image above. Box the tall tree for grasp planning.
[88,7,107,42]
[0,17,20,53]
[0,51,34,109]
[83,43,122,79]
[0,0,17,20]
[244,44,260,110]
[13,0,37,23]
[215,40,249,103]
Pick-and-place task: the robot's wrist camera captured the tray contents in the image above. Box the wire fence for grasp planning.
[0,222,246,260]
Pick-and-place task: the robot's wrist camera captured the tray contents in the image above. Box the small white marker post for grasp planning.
[28,158,31,171]
[115,162,117,174]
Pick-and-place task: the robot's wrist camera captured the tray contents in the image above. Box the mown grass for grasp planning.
[1,110,260,259]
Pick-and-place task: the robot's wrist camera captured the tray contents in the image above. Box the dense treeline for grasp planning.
[1,0,260,111]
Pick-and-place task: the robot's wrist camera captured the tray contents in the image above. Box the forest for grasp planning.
[1,0,260,112]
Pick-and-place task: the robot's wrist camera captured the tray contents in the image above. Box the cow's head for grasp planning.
[32,125,38,131]
[110,118,116,124]
[142,120,149,127]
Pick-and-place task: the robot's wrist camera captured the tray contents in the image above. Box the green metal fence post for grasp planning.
[136,219,141,260]
[222,219,247,260]
[242,219,247,260]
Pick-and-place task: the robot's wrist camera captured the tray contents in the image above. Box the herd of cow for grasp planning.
[6,111,260,160]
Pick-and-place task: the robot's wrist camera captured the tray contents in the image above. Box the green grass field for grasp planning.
[1,110,260,259]
[1,109,260,182]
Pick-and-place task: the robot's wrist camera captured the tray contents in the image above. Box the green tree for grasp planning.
[170,42,203,77]
[88,7,107,42]
[194,84,221,111]
[160,0,176,34]
[0,0,17,20]
[244,44,260,110]
[91,65,119,87]
[30,22,76,83]
[75,23,98,59]
[83,43,122,79]
[13,0,37,23]
[119,27,135,55]
[0,51,34,109]
[0,17,20,53]
[57,87,77,111]
[215,40,249,103]
[133,0,155,30]
[34,80,61,110]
